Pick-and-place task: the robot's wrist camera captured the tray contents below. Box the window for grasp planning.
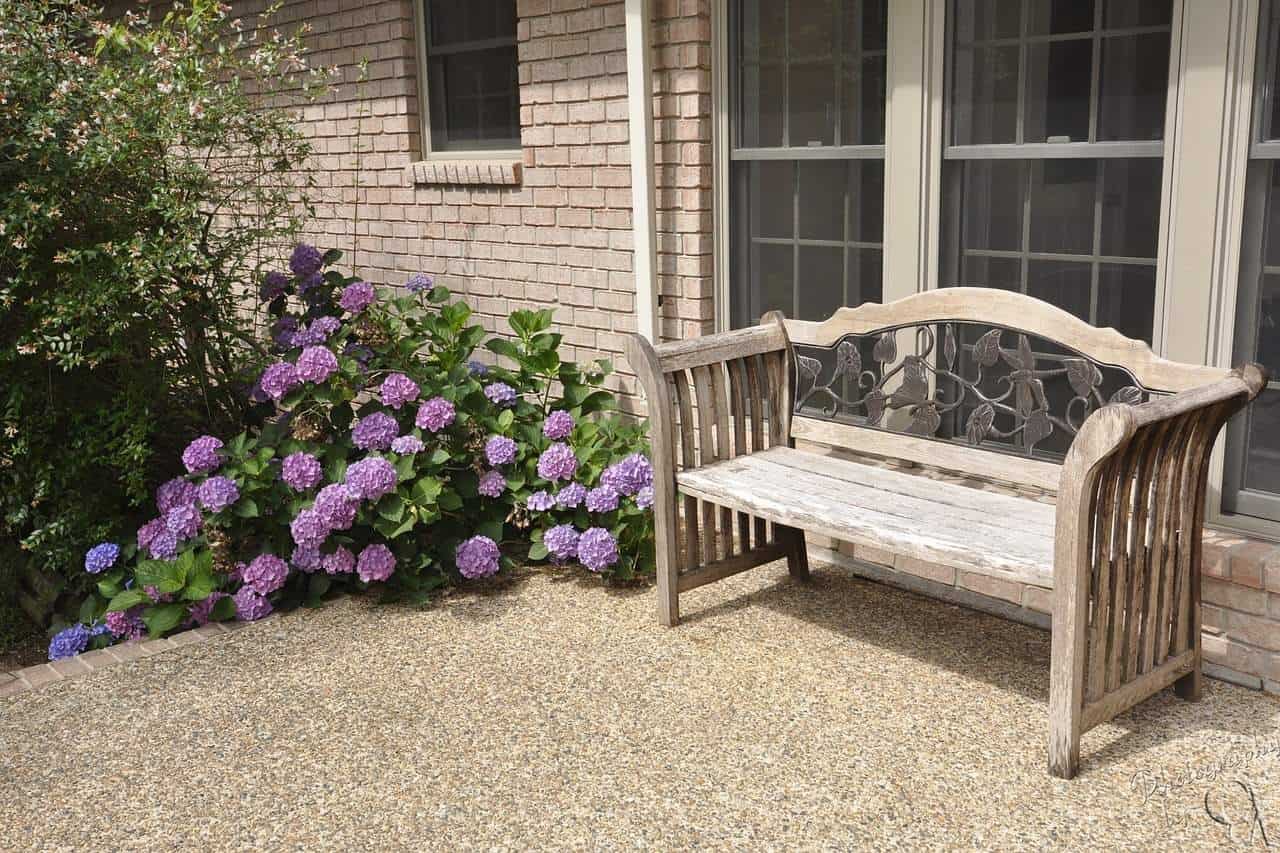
[1224,0,1280,523]
[728,0,888,327]
[417,1,520,153]
[940,0,1173,344]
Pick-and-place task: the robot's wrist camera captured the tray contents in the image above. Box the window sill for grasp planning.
[407,157,522,187]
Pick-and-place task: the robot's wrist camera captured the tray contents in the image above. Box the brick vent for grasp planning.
[407,160,523,186]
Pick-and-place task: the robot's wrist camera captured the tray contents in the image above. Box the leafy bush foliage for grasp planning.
[55,249,654,658]
[0,0,329,627]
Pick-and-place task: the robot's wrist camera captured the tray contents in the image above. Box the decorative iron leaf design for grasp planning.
[797,354,821,384]
[1065,358,1103,398]
[892,356,930,407]
[907,403,942,437]
[1001,333,1036,372]
[973,328,1002,367]
[943,324,957,371]
[835,340,861,378]
[1024,408,1053,449]
[872,332,897,364]
[965,402,995,445]
[1110,385,1144,405]
[864,388,886,424]
[1014,376,1047,418]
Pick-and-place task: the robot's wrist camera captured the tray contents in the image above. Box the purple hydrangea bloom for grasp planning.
[299,271,324,294]
[467,360,488,376]
[344,456,398,501]
[165,503,202,540]
[526,491,554,512]
[554,482,587,509]
[48,624,90,660]
[380,373,420,410]
[635,485,655,509]
[106,608,145,640]
[352,412,399,451]
[144,585,173,604]
[391,435,424,455]
[543,410,574,440]
[415,397,455,433]
[311,315,341,338]
[576,527,620,573]
[197,476,239,512]
[314,483,359,529]
[289,243,323,277]
[478,469,506,498]
[296,345,338,384]
[181,435,223,475]
[188,592,228,627]
[138,518,178,559]
[261,270,290,300]
[322,546,356,575]
[339,280,376,313]
[584,486,619,513]
[272,316,300,349]
[259,361,299,401]
[543,524,579,562]
[356,543,396,583]
[84,542,120,574]
[281,452,323,492]
[456,535,501,579]
[600,453,655,497]
[291,545,322,573]
[290,323,326,347]
[233,586,273,622]
[485,435,518,466]
[243,553,289,595]
[406,272,434,293]
[537,442,578,482]
[156,477,197,514]
[290,508,329,547]
[484,382,517,407]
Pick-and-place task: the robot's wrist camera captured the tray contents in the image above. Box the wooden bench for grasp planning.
[624,288,1267,779]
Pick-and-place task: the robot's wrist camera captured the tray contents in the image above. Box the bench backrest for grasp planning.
[779,288,1228,493]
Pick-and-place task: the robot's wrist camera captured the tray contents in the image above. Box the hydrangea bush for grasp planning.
[57,247,655,658]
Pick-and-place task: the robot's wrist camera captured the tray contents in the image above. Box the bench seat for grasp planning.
[677,446,1056,590]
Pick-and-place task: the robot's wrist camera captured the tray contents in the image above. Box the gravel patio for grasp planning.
[2,559,1277,850]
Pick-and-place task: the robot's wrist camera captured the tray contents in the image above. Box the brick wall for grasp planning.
[258,0,714,411]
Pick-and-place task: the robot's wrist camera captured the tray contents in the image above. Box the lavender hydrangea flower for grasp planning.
[543,524,579,562]
[281,452,323,492]
[291,545,322,573]
[164,503,202,540]
[243,553,289,595]
[635,485,655,509]
[339,280,376,313]
[485,435,517,466]
[84,542,120,574]
[352,412,399,450]
[272,316,300,348]
[188,591,228,627]
[197,476,239,512]
[600,453,655,497]
[467,360,488,376]
[295,345,338,384]
[415,397,455,432]
[484,382,517,407]
[554,482,587,509]
[181,435,223,475]
[406,272,434,293]
[289,243,323,277]
[456,535,500,579]
[138,518,178,559]
[380,373,420,409]
[261,270,290,300]
[259,361,299,401]
[290,508,329,547]
[299,271,324,294]
[290,323,325,347]
[234,586,273,622]
[391,435,424,455]
[344,456,398,501]
[156,477,197,514]
[310,315,341,339]
[542,410,574,440]
[478,470,506,498]
[314,483,359,529]
[106,608,145,640]
[526,491,554,512]
[322,546,356,575]
[537,442,578,482]
[356,543,396,583]
[584,486,619,513]
[576,527,620,573]
[48,624,90,660]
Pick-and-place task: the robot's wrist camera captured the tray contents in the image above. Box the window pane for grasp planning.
[1253,273,1280,379]
[1098,33,1171,142]
[1028,160,1096,255]
[1097,264,1156,343]
[959,255,1022,288]
[429,0,516,46]
[951,45,1020,144]
[798,161,845,240]
[1243,390,1280,494]
[849,160,885,243]
[953,0,1021,41]
[1099,158,1161,258]
[1024,39,1093,143]
[757,244,795,318]
[791,0,836,57]
[844,55,887,145]
[1103,0,1172,28]
[1026,260,1091,320]
[429,47,519,148]
[1265,164,1280,267]
[790,62,837,146]
[961,160,1024,251]
[1026,0,1095,35]
[797,246,845,320]
[750,161,793,239]
[739,64,785,147]
[849,247,884,305]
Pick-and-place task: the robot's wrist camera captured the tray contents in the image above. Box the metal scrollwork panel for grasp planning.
[794,322,1152,460]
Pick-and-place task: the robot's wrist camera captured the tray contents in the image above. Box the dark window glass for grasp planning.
[424,1,520,151]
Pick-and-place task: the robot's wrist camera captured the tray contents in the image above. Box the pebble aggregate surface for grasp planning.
[2,560,1278,850]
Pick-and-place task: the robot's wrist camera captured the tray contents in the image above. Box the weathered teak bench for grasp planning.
[625,288,1267,779]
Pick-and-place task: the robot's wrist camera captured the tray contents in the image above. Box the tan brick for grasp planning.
[17,664,61,690]
[1203,632,1264,675]
[1227,611,1280,651]
[78,648,118,671]
[49,657,91,678]
[853,543,896,568]
[0,678,28,699]
[898,556,957,587]
[1228,541,1277,589]
[1203,576,1270,615]
[958,571,1024,605]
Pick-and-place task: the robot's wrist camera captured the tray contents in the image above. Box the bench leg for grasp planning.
[778,525,810,581]
[1174,656,1202,701]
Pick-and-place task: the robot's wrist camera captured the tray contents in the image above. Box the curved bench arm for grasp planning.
[1049,363,1269,778]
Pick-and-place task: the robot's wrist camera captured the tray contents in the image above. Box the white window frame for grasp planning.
[411,0,522,161]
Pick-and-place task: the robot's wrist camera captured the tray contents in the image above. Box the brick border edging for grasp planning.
[0,617,272,700]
